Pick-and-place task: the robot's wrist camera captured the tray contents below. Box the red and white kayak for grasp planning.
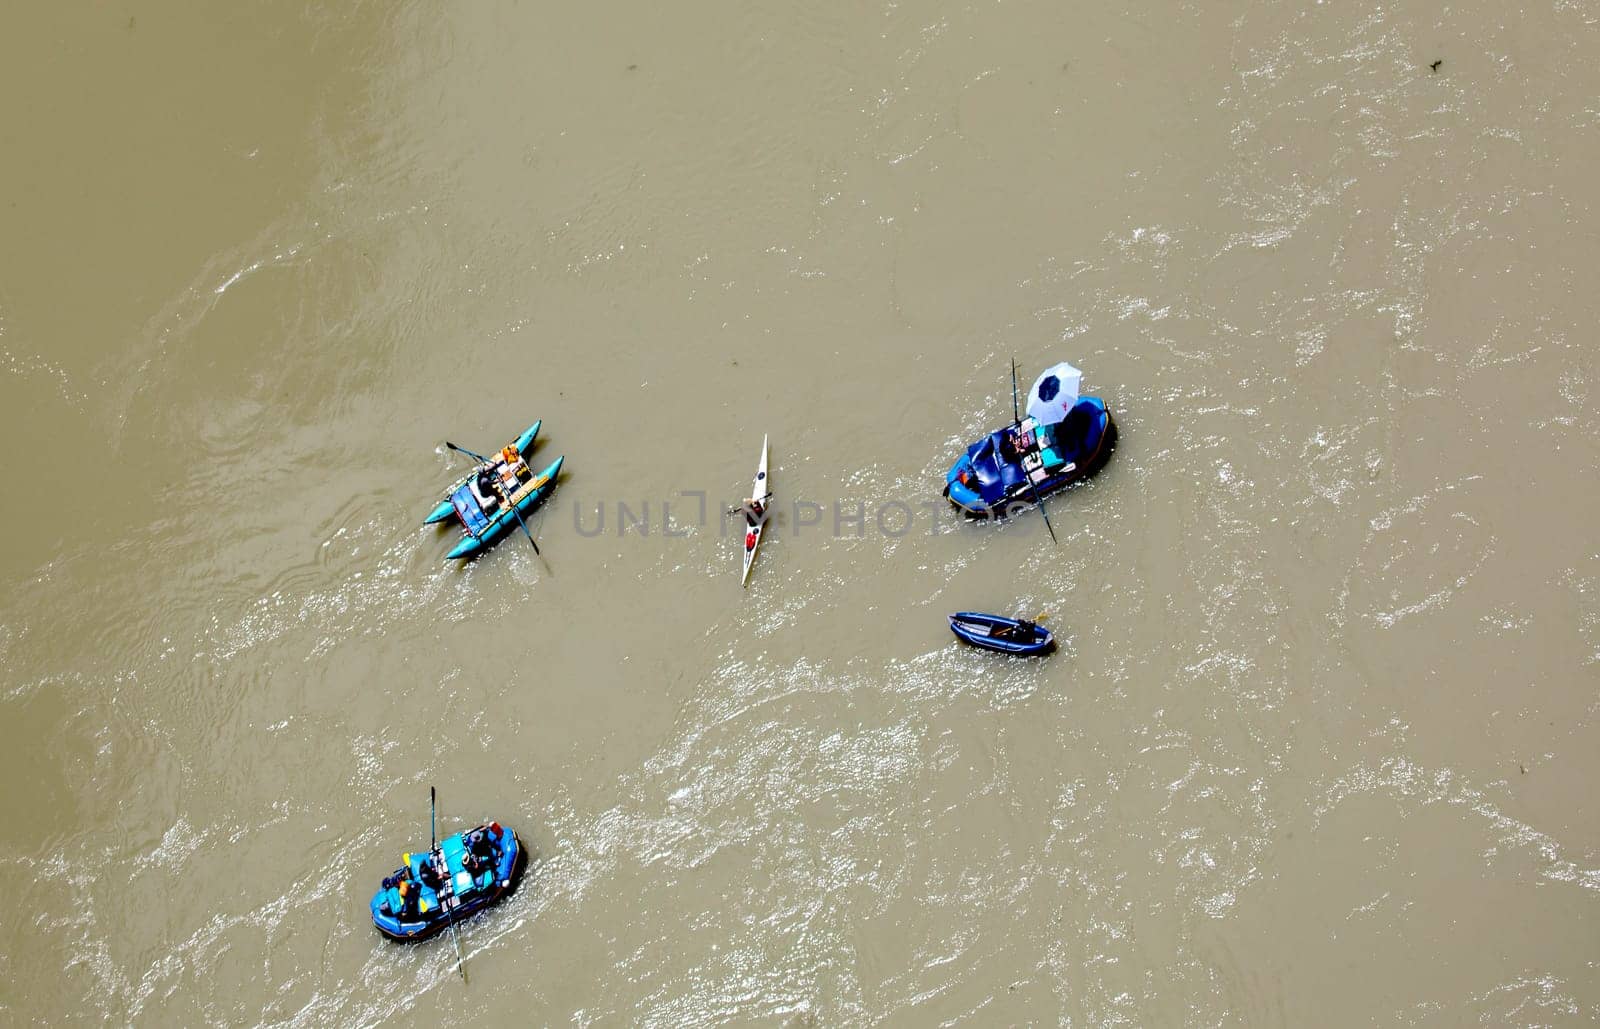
[741,434,769,587]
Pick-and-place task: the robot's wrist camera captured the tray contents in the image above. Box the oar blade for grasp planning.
[445,441,492,464]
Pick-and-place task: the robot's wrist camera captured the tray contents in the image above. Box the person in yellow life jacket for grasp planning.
[390,869,420,919]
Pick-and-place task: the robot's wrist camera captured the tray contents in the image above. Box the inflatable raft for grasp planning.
[370,822,525,942]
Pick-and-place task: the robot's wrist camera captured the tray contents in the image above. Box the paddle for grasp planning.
[431,786,468,983]
[445,441,541,556]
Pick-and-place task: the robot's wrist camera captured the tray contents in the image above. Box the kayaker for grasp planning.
[727,495,771,523]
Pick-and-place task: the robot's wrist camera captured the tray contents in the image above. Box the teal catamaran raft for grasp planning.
[424,421,563,560]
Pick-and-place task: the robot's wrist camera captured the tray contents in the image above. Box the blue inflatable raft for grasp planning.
[370,822,525,942]
[943,399,1116,516]
[948,612,1056,655]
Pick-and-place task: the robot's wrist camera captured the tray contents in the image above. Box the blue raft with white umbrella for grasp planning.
[943,361,1117,517]
[370,821,526,942]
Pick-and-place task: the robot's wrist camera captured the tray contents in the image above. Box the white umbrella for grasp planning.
[1025,362,1082,425]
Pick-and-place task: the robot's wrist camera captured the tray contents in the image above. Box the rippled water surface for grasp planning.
[2,1,1598,1024]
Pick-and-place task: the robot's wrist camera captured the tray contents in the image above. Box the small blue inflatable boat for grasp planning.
[370,822,525,942]
[943,399,1116,516]
[948,612,1055,655]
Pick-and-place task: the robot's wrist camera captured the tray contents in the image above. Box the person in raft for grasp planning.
[417,851,445,893]
[997,619,1039,642]
[460,826,491,876]
[468,825,500,867]
[382,867,421,919]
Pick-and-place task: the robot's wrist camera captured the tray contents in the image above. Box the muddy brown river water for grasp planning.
[2,1,1598,1024]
